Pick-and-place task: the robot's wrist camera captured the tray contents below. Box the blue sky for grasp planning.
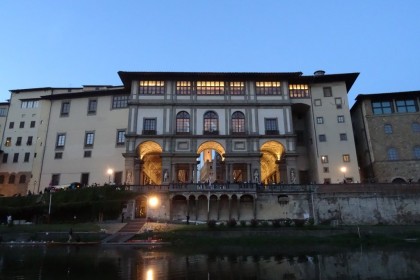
[1,1,419,106]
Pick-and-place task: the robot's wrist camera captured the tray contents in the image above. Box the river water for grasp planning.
[0,244,419,279]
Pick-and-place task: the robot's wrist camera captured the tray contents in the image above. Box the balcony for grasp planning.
[265,130,279,135]
[203,130,219,135]
[142,130,157,135]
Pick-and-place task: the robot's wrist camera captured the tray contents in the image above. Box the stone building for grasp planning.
[351,90,420,183]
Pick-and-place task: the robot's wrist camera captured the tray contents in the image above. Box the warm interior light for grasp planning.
[107,168,113,175]
[340,167,347,173]
[149,196,159,208]
[146,268,154,280]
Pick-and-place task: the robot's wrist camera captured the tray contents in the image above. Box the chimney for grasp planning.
[314,70,325,76]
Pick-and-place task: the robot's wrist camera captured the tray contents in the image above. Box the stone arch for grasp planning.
[197,141,226,160]
[260,140,285,184]
[138,141,163,185]
[197,141,226,183]
[392,177,406,184]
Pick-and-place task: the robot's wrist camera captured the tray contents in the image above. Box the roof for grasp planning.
[10,87,82,93]
[351,90,420,111]
[41,86,127,100]
[118,71,359,92]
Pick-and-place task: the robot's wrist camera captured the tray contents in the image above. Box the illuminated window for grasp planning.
[5,137,11,147]
[84,132,95,147]
[112,95,129,109]
[342,154,350,162]
[229,82,245,95]
[231,111,245,133]
[323,87,332,97]
[56,134,66,149]
[139,81,165,95]
[256,82,281,95]
[321,155,329,163]
[372,101,393,114]
[387,148,398,160]
[289,84,310,98]
[176,111,190,133]
[396,99,417,113]
[176,81,192,95]
[384,124,393,134]
[204,111,219,134]
[264,118,278,135]
[197,81,224,95]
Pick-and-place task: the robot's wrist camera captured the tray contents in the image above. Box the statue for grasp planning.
[163,170,168,182]
[254,169,259,183]
[290,168,296,184]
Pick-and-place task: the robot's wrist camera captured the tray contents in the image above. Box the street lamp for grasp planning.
[340,166,347,183]
[107,168,113,184]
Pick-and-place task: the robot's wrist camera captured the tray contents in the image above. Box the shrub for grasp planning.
[250,219,259,227]
[261,220,269,227]
[307,218,315,226]
[207,219,217,228]
[272,219,281,227]
[227,218,237,227]
[284,218,293,227]
[240,220,247,227]
[293,219,305,227]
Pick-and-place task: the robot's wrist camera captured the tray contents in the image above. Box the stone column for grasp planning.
[168,197,173,221]
[216,197,220,221]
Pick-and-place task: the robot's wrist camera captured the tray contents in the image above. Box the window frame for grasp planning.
[139,81,165,95]
[387,148,398,161]
[396,99,417,113]
[196,81,225,95]
[116,129,126,145]
[321,155,329,163]
[30,121,36,128]
[56,133,66,149]
[289,84,310,98]
[203,111,219,134]
[176,111,191,134]
[316,117,324,124]
[411,122,420,133]
[87,99,97,115]
[342,154,351,162]
[13,153,19,163]
[143,118,157,135]
[256,81,281,95]
[229,82,245,95]
[323,87,332,97]
[413,146,420,159]
[231,111,245,134]
[84,131,95,148]
[337,115,345,123]
[319,134,327,142]
[16,137,22,146]
[19,121,25,128]
[176,81,192,95]
[372,101,393,115]
[384,124,393,134]
[339,133,348,141]
[24,152,30,162]
[112,95,130,109]
[60,101,70,117]
[264,118,279,135]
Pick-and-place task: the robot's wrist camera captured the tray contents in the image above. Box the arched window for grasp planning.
[414,146,420,159]
[204,111,218,134]
[19,175,26,184]
[387,148,399,161]
[8,174,15,184]
[176,111,190,133]
[384,124,393,134]
[231,111,245,133]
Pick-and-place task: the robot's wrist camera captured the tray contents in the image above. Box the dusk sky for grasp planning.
[1,1,419,106]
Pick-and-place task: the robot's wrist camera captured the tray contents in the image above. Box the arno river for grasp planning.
[1,244,419,279]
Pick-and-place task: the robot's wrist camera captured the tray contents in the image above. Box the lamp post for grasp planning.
[107,168,113,184]
[340,166,347,183]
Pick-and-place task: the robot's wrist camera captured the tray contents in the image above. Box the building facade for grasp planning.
[120,71,360,187]
[351,90,420,183]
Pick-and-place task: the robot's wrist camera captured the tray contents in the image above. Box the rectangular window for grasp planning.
[51,174,60,186]
[56,134,66,149]
[323,87,332,97]
[30,121,36,128]
[314,99,322,106]
[9,122,14,129]
[112,95,129,109]
[316,117,324,124]
[264,118,279,135]
[289,84,310,98]
[19,121,24,128]
[84,132,95,147]
[229,82,245,95]
[335,97,342,109]
[372,101,393,115]
[5,137,11,147]
[396,99,418,113]
[2,153,8,163]
[13,153,19,163]
[26,136,33,146]
[21,100,39,108]
[343,154,351,162]
[116,129,125,145]
[256,81,281,95]
[197,81,225,95]
[84,150,92,158]
[16,137,22,146]
[0,108,7,116]
[143,118,157,135]
[81,173,89,186]
[321,155,329,163]
[24,152,30,162]
[55,152,63,159]
[139,81,165,95]
[176,81,192,95]
[88,99,97,114]
[319,134,327,142]
[340,133,348,141]
[323,167,329,173]
[337,115,345,123]
[60,101,70,117]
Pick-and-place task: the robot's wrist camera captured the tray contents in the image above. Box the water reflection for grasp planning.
[0,244,419,279]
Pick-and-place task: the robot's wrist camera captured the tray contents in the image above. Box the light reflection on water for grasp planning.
[0,244,419,279]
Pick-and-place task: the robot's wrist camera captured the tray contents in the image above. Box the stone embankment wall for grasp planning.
[313,184,420,225]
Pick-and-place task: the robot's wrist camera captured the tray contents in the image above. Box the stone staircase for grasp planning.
[101,218,146,244]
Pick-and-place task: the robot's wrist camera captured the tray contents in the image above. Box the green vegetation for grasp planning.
[0,186,137,224]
